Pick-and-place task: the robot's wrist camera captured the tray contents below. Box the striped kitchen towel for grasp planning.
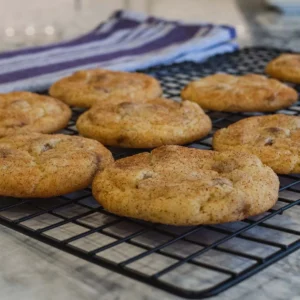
[0,10,237,92]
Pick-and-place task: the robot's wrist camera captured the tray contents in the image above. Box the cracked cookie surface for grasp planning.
[213,114,300,174]
[76,98,212,148]
[266,54,300,83]
[0,91,71,137]
[181,73,298,112]
[49,69,162,108]
[0,133,113,198]
[92,145,278,225]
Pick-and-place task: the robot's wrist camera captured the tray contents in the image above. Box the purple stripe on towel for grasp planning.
[0,25,200,83]
[0,19,139,59]
[0,10,237,92]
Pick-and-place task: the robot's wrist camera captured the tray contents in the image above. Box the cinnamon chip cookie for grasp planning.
[0,91,71,137]
[0,134,113,198]
[92,145,279,225]
[213,114,300,174]
[266,54,300,83]
[76,98,212,148]
[181,73,298,112]
[49,69,162,108]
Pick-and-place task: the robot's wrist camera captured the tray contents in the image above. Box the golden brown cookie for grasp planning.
[0,133,113,198]
[76,98,212,148]
[213,114,300,174]
[93,145,279,225]
[181,73,298,112]
[49,69,162,108]
[265,54,300,83]
[0,91,72,137]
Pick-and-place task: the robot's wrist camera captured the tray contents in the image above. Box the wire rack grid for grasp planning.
[0,47,300,299]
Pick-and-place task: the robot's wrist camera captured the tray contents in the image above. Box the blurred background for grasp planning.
[1,0,300,51]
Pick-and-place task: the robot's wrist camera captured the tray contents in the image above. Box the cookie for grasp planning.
[76,98,212,148]
[49,69,162,108]
[92,145,279,225]
[0,133,113,198]
[181,73,298,112]
[213,114,300,174]
[0,91,72,137]
[265,54,300,83]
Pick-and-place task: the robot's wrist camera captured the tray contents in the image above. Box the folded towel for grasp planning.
[0,10,237,92]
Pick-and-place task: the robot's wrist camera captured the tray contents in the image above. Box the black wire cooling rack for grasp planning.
[1,47,300,299]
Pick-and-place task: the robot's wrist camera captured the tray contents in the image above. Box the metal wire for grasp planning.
[0,47,300,299]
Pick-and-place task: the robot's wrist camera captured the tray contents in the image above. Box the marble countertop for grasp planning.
[1,224,300,300]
